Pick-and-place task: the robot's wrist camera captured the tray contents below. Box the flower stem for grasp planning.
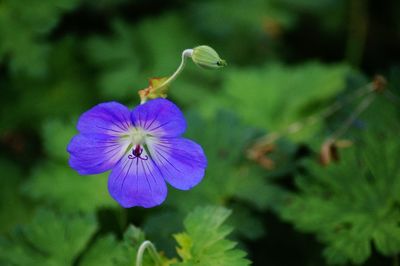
[329,92,375,142]
[136,240,163,266]
[139,49,193,104]
[157,49,193,90]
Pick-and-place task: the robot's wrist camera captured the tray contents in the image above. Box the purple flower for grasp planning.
[67,99,207,208]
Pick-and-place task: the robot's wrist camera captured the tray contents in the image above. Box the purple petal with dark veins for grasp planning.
[77,101,132,136]
[108,150,167,208]
[147,137,207,190]
[68,133,128,175]
[131,99,186,137]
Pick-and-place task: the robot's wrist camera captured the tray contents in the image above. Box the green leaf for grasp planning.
[189,0,296,64]
[0,209,97,266]
[79,235,121,266]
[0,39,92,132]
[167,111,265,210]
[42,119,77,161]
[86,14,199,100]
[85,20,141,99]
[168,110,290,209]
[373,221,400,256]
[24,118,117,212]
[173,206,250,266]
[192,0,295,33]
[23,162,117,213]
[198,62,353,142]
[276,0,346,31]
[80,225,151,266]
[0,158,32,233]
[279,109,400,264]
[158,111,290,242]
[0,0,79,76]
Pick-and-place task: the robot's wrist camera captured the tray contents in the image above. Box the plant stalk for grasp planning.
[136,240,163,266]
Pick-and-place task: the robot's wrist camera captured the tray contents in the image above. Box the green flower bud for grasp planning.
[191,45,227,69]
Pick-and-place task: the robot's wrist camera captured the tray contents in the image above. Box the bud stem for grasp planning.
[136,240,163,266]
[157,49,193,91]
[139,49,193,104]
[138,45,225,103]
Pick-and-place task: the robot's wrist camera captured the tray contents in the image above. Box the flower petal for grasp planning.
[77,101,132,136]
[67,134,128,175]
[107,151,167,208]
[147,137,207,190]
[131,99,186,137]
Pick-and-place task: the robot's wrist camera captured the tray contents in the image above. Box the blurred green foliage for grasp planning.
[280,103,400,265]
[197,62,353,141]
[0,0,399,265]
[0,210,97,265]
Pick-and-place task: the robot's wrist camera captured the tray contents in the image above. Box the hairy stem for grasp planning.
[136,240,163,266]
[158,49,193,89]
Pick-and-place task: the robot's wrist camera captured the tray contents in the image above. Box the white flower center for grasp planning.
[128,127,147,145]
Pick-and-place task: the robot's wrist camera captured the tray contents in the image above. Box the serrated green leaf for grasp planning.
[79,235,121,266]
[79,225,150,266]
[161,111,289,241]
[279,108,400,265]
[373,222,400,256]
[173,206,250,266]
[23,162,117,213]
[0,209,97,266]
[174,233,193,261]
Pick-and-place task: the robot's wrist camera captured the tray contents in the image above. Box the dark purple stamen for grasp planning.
[128,145,148,160]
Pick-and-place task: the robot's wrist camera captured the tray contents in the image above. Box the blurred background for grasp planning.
[1,0,400,265]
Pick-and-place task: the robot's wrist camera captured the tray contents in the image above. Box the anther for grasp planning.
[128,145,148,160]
